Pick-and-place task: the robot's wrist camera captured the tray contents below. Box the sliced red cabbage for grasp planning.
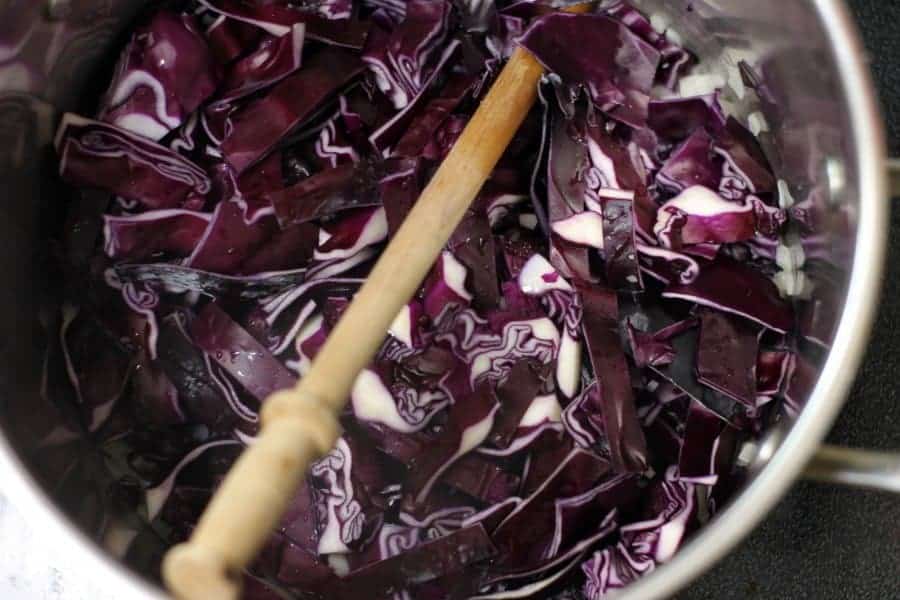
[186,200,317,275]
[604,0,694,90]
[269,161,381,227]
[757,349,795,397]
[423,251,473,320]
[337,525,496,598]
[367,38,462,154]
[216,24,306,104]
[145,439,241,521]
[393,73,477,158]
[663,256,793,333]
[696,308,762,407]
[518,254,574,297]
[585,124,658,241]
[479,395,564,458]
[636,244,701,286]
[310,436,384,554]
[100,10,220,141]
[54,2,804,596]
[197,0,369,48]
[552,212,605,250]
[519,13,660,127]
[491,448,611,571]
[654,185,757,248]
[381,157,425,236]
[350,363,449,434]
[204,13,262,65]
[362,0,452,110]
[599,196,643,291]
[489,360,549,449]
[678,399,739,485]
[441,455,521,504]
[190,303,296,402]
[314,206,387,261]
[387,300,425,348]
[59,309,132,432]
[656,129,722,193]
[221,48,364,174]
[626,316,697,369]
[547,113,592,281]
[562,382,604,450]
[56,114,211,210]
[103,209,212,262]
[647,94,726,141]
[155,313,259,436]
[405,382,499,505]
[581,474,697,599]
[578,282,648,473]
[216,152,285,224]
[716,117,777,200]
[450,207,501,310]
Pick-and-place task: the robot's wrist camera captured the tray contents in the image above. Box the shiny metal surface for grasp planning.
[0,1,888,600]
[804,445,900,493]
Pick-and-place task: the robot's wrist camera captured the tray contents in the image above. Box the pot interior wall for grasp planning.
[0,0,859,593]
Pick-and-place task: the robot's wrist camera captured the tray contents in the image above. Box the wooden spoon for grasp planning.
[163,5,591,599]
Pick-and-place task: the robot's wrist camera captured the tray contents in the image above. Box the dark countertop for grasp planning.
[679,2,900,598]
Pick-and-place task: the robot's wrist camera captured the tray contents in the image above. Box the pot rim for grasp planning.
[0,1,889,599]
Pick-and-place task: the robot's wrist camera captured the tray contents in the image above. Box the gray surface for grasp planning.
[679,2,900,597]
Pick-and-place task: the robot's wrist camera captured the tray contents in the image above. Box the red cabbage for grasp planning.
[678,399,739,485]
[197,0,369,48]
[450,206,502,310]
[648,94,726,141]
[53,1,819,596]
[56,114,211,210]
[310,436,385,554]
[269,161,380,227]
[216,24,306,104]
[519,13,660,127]
[696,308,762,407]
[221,48,364,174]
[362,0,452,110]
[656,129,722,193]
[103,209,212,262]
[491,449,614,572]
[663,256,794,333]
[190,303,296,402]
[603,1,695,90]
[577,282,648,473]
[654,186,757,248]
[405,382,499,505]
[488,360,549,449]
[716,117,777,199]
[204,12,262,66]
[100,10,220,141]
[581,474,697,598]
[337,525,497,598]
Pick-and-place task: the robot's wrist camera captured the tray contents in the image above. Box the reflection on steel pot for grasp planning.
[0,1,891,600]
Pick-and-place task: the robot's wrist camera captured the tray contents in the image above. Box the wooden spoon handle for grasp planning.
[163,6,590,599]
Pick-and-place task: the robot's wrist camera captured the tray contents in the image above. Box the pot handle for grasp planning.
[804,445,900,494]
[889,158,900,197]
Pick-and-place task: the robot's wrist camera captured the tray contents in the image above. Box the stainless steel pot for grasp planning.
[0,1,895,599]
